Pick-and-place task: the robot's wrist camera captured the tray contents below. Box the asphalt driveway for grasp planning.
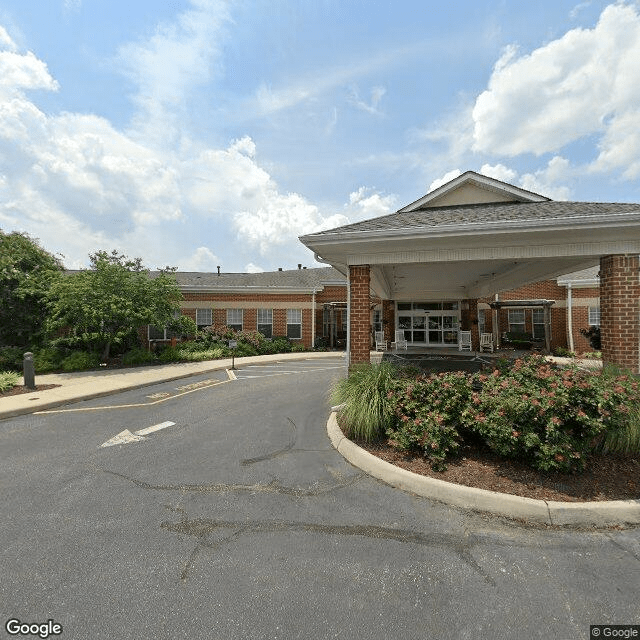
[1,356,639,640]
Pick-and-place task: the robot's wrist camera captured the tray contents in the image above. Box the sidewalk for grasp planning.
[0,351,345,420]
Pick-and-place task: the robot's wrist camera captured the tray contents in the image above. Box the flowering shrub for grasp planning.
[200,324,238,342]
[461,355,639,472]
[385,372,473,470]
[346,355,640,473]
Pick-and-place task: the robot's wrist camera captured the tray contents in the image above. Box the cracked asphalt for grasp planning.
[1,356,639,640]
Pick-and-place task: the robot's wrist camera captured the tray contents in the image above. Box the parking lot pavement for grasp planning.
[2,355,639,639]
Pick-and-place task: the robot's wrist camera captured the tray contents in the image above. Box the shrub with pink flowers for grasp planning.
[385,371,473,471]
[459,355,639,472]
[345,355,640,473]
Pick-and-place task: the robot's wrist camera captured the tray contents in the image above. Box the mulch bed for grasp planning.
[355,437,640,503]
[0,384,61,397]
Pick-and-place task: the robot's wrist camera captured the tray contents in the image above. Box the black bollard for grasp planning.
[23,352,36,390]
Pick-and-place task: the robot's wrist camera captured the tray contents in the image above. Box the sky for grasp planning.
[2,0,640,272]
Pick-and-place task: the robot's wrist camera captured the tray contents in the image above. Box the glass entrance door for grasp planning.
[397,302,460,346]
[397,314,426,343]
[427,314,459,345]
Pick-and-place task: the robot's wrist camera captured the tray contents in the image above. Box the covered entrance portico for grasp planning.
[300,172,640,373]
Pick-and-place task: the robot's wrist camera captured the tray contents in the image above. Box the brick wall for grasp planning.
[600,255,640,373]
[349,265,371,364]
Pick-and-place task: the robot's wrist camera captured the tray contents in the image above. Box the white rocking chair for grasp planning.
[479,332,494,353]
[374,331,387,351]
[391,330,408,351]
[458,330,472,351]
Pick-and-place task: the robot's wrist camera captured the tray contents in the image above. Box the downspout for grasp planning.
[493,293,500,349]
[311,287,316,349]
[567,283,574,353]
[346,278,351,368]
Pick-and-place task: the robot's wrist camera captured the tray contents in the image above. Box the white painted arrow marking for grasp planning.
[100,429,146,447]
[100,421,175,447]
[135,420,175,436]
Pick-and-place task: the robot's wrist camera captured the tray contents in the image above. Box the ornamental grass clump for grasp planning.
[0,371,20,393]
[385,371,472,471]
[331,362,398,442]
[461,355,640,472]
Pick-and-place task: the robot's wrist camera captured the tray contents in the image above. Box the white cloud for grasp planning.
[233,190,348,255]
[479,163,517,183]
[0,50,59,91]
[116,0,231,147]
[347,186,396,219]
[428,169,462,192]
[570,2,592,20]
[520,156,573,200]
[348,85,386,115]
[245,262,264,273]
[179,246,220,271]
[0,26,17,51]
[471,2,640,179]
[0,24,346,271]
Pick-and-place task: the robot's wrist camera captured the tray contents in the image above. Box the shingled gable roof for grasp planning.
[304,200,640,238]
[300,171,640,240]
[164,266,345,291]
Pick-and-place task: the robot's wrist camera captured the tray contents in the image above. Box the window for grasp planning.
[588,306,601,326]
[148,311,181,341]
[478,309,486,335]
[532,308,546,340]
[287,309,302,339]
[148,325,179,341]
[508,309,526,333]
[196,308,212,329]
[373,309,382,333]
[226,308,243,331]
[257,309,273,338]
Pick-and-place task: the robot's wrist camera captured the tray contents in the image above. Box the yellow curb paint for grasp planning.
[36,378,232,415]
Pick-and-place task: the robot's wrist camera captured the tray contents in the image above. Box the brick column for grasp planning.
[349,265,371,365]
[600,255,640,373]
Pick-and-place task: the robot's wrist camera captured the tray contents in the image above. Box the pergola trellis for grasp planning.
[488,299,555,353]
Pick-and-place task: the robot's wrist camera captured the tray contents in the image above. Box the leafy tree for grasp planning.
[46,250,193,361]
[0,230,64,348]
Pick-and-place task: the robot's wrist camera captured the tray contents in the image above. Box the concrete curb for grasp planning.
[0,351,344,420]
[327,412,640,528]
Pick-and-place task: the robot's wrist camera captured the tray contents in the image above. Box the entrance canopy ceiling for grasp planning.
[300,172,640,300]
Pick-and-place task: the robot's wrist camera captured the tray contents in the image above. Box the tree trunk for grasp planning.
[101,340,112,362]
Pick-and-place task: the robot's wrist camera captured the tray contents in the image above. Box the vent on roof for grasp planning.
[278,268,282,271]
[298,264,302,269]
[217,266,220,276]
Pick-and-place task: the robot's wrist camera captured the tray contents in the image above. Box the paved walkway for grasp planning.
[0,351,345,420]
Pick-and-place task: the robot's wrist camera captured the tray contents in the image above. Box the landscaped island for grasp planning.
[332,355,640,475]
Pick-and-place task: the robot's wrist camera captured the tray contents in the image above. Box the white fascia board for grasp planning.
[557,278,599,287]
